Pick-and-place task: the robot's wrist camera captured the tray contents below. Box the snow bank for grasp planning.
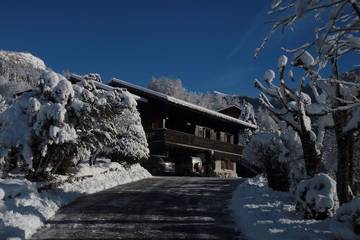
[295,173,338,220]
[230,176,358,240]
[0,161,151,239]
[337,197,360,234]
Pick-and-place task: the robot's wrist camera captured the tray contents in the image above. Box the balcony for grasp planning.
[146,128,243,156]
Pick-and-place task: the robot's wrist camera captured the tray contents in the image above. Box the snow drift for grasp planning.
[230,175,358,240]
[0,161,151,239]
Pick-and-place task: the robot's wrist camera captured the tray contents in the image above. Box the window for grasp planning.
[197,126,204,137]
[224,133,233,143]
[205,128,211,139]
[221,160,234,170]
[221,160,226,170]
[216,131,221,140]
[227,160,234,170]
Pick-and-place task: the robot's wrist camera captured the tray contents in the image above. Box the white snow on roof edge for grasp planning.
[110,78,257,129]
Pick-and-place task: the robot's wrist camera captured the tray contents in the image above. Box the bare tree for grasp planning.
[255,54,335,177]
[258,0,360,204]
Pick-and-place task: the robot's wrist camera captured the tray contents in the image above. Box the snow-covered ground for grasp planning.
[0,160,151,239]
[230,176,359,240]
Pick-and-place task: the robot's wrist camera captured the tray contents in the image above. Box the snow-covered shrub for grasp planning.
[70,75,149,165]
[0,70,78,178]
[0,65,149,179]
[0,51,46,98]
[295,173,338,220]
[244,124,305,192]
[336,197,360,234]
[243,131,290,192]
[281,126,306,189]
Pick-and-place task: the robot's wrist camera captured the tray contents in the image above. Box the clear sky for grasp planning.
[0,0,355,96]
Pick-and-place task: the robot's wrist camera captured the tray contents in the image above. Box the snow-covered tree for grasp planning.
[69,74,149,166]
[148,76,186,100]
[0,51,46,98]
[258,0,360,204]
[255,54,333,178]
[0,66,148,180]
[239,99,257,125]
[256,107,279,132]
[243,132,290,191]
[243,125,304,192]
[148,76,260,112]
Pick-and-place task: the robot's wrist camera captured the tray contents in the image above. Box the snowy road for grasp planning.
[30,177,244,239]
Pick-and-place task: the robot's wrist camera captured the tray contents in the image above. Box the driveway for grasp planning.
[31,177,244,239]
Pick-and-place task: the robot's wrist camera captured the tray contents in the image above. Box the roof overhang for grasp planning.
[109,78,257,130]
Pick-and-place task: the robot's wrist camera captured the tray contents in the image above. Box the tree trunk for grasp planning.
[299,132,322,177]
[330,58,354,204]
[334,111,354,205]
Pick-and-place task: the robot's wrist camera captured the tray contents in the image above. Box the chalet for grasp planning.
[109,78,257,177]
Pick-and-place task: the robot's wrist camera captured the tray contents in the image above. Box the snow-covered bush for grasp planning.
[295,173,338,220]
[70,77,149,165]
[0,65,149,179]
[336,197,360,234]
[281,126,306,189]
[244,124,305,192]
[0,51,46,98]
[243,131,290,192]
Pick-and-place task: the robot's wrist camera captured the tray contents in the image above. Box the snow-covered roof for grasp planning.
[110,78,257,129]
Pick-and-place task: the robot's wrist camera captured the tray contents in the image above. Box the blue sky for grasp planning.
[0,0,355,96]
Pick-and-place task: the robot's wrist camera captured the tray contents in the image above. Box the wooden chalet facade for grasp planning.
[109,78,257,177]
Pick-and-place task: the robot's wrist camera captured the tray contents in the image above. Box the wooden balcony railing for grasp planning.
[146,128,243,155]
